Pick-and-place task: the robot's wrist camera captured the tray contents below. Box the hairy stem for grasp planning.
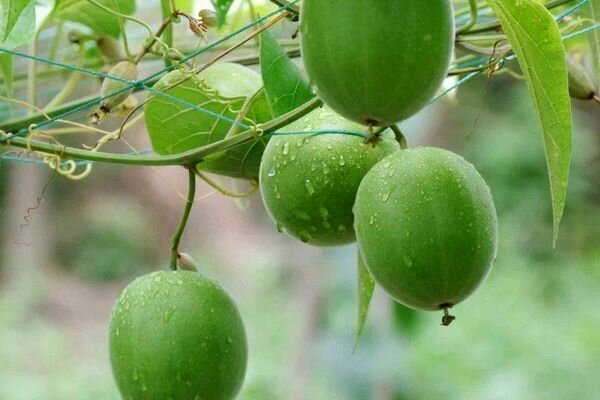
[3,97,323,166]
[160,0,174,68]
[456,0,479,35]
[170,168,196,270]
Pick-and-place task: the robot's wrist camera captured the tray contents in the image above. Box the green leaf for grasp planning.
[0,0,34,49]
[144,64,273,180]
[211,0,235,27]
[1,0,32,41]
[260,29,314,117]
[176,0,195,13]
[584,0,600,87]
[53,0,136,38]
[0,53,12,98]
[487,0,572,246]
[354,249,375,350]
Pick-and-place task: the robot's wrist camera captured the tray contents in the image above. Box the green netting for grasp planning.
[0,0,597,168]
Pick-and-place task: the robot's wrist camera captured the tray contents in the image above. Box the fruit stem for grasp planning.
[441,304,456,326]
[390,125,408,150]
[170,167,197,270]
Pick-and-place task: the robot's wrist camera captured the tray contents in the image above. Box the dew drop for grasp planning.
[299,231,312,243]
[305,180,315,196]
[319,206,329,218]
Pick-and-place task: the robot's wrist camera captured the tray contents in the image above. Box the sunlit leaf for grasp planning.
[1,0,32,41]
[0,53,12,98]
[0,0,34,49]
[53,0,135,38]
[487,0,572,246]
[211,0,235,27]
[354,249,375,350]
[260,28,314,117]
[144,64,272,179]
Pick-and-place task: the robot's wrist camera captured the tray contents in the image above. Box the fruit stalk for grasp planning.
[170,168,197,270]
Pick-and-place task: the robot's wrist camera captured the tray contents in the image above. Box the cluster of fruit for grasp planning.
[108,1,499,398]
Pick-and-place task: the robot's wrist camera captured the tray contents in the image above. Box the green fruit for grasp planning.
[259,107,400,246]
[109,270,247,400]
[354,148,498,313]
[145,63,273,180]
[300,0,454,126]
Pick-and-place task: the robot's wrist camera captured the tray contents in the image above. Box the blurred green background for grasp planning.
[1,1,600,400]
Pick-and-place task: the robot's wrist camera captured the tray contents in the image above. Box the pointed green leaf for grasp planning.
[354,249,375,350]
[0,53,12,98]
[260,29,314,117]
[487,0,572,245]
[144,64,273,180]
[53,0,135,38]
[211,0,235,27]
[0,0,34,49]
[1,0,32,41]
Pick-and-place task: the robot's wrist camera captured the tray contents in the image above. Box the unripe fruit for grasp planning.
[354,148,498,317]
[100,61,137,112]
[109,270,247,400]
[260,107,400,246]
[300,0,454,126]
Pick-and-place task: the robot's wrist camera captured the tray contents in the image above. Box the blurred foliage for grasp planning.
[53,195,156,282]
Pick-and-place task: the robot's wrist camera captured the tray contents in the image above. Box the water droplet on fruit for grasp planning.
[382,189,392,202]
[132,369,139,381]
[276,223,285,233]
[295,210,311,221]
[305,180,315,196]
[299,231,312,243]
[267,168,276,177]
[337,225,347,234]
[319,206,329,218]
[163,307,176,323]
[283,142,290,155]
[339,155,346,166]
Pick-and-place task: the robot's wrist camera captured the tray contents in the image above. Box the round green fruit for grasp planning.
[354,148,498,313]
[145,63,273,180]
[259,107,400,246]
[109,270,247,400]
[300,0,454,126]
